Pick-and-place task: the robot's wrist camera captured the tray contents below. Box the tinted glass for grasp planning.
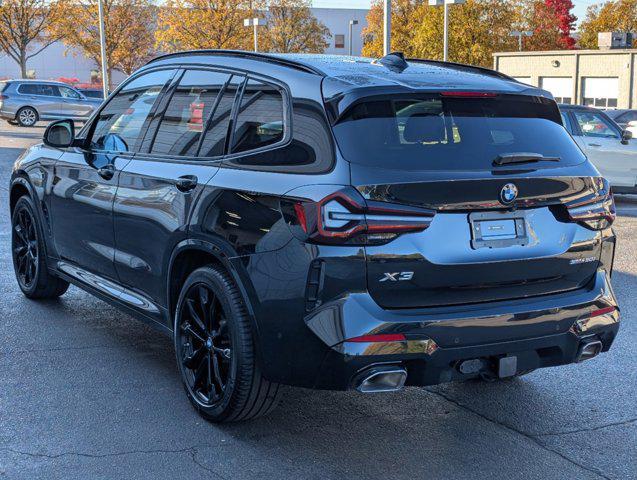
[198,76,242,157]
[231,79,284,154]
[18,84,37,95]
[573,111,619,138]
[0,82,8,92]
[81,90,103,99]
[332,94,586,171]
[19,84,59,96]
[151,70,230,156]
[59,86,82,99]
[90,69,174,153]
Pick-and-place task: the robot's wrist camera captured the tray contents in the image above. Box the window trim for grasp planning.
[222,74,292,163]
[79,66,179,154]
[141,67,238,161]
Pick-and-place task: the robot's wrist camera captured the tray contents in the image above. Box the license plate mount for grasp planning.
[469,211,528,249]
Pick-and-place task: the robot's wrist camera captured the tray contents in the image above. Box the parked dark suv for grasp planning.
[9,51,620,422]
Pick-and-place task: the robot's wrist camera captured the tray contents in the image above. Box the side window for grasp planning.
[90,69,174,153]
[198,75,243,158]
[573,111,619,139]
[38,84,60,97]
[18,84,37,95]
[150,69,231,157]
[231,79,285,154]
[59,86,82,100]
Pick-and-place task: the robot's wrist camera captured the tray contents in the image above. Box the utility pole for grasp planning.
[97,0,109,98]
[509,31,533,52]
[244,18,266,52]
[428,0,466,62]
[348,20,359,56]
[383,0,390,55]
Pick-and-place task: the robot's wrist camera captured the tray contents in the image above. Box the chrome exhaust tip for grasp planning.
[354,366,407,393]
[576,339,603,363]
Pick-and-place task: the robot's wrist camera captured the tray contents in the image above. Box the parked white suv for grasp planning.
[560,104,637,193]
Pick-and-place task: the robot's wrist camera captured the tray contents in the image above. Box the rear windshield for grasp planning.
[331,94,586,171]
[0,81,8,92]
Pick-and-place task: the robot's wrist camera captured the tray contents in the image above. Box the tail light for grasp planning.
[0,94,8,100]
[289,187,435,245]
[566,191,615,230]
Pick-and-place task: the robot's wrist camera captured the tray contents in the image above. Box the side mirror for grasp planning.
[43,119,75,148]
[621,129,633,144]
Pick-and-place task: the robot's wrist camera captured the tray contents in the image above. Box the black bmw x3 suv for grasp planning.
[10,51,620,422]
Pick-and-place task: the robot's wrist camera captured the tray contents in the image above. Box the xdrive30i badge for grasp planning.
[500,183,518,205]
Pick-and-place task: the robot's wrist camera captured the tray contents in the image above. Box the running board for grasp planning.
[56,261,161,316]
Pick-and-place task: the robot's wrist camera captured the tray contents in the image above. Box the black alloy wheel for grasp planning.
[11,195,69,299]
[177,283,233,406]
[174,266,281,422]
[12,203,39,289]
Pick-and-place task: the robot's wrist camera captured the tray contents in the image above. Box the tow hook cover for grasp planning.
[498,356,518,378]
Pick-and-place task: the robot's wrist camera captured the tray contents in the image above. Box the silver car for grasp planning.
[0,79,103,127]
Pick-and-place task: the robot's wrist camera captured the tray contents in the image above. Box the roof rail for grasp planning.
[406,58,517,82]
[146,50,326,76]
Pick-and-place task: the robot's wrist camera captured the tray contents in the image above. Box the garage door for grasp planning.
[540,77,572,104]
[582,77,619,108]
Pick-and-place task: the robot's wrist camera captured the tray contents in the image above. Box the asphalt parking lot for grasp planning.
[0,122,635,480]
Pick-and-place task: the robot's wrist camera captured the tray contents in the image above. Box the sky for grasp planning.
[312,0,599,25]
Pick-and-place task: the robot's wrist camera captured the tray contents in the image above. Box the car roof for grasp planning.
[558,104,597,111]
[605,109,634,117]
[10,79,73,86]
[146,50,549,97]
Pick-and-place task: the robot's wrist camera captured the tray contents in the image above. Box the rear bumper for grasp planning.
[307,269,619,390]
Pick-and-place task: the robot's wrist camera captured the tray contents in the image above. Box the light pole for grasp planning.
[509,31,533,52]
[383,0,390,55]
[97,0,108,98]
[244,18,266,52]
[428,0,465,62]
[348,20,359,56]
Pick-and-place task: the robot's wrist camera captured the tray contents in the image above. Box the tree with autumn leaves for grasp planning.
[156,0,330,53]
[51,0,156,88]
[0,0,61,78]
[579,0,637,49]
[362,0,577,67]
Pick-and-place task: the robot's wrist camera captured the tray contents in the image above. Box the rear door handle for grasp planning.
[175,175,198,192]
[97,164,115,180]
[588,143,602,147]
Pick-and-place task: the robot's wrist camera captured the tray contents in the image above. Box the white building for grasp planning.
[0,7,369,85]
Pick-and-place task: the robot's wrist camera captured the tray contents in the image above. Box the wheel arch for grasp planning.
[10,176,37,214]
[166,239,261,339]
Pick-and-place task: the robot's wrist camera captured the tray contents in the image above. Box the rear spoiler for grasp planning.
[323,83,558,126]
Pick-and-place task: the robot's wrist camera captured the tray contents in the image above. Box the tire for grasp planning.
[174,265,281,423]
[16,107,38,127]
[11,195,69,299]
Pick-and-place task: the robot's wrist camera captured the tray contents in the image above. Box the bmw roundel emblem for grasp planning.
[500,183,518,205]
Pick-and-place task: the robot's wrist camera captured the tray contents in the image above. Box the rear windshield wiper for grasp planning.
[493,153,561,166]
